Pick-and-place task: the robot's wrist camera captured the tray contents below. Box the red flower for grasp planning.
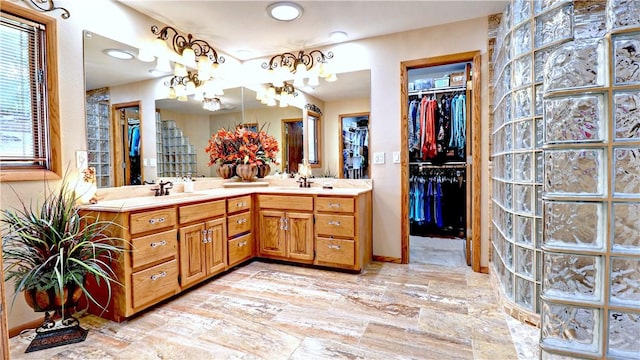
[205,125,280,166]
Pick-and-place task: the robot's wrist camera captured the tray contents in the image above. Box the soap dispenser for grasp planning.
[183,174,194,193]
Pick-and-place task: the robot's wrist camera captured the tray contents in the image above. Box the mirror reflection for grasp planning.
[84,31,372,185]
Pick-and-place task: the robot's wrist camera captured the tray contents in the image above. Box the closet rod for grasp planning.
[408,86,466,97]
[410,162,466,169]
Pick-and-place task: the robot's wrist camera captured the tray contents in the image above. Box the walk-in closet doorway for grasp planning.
[400,51,482,272]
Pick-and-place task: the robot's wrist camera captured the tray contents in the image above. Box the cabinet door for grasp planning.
[287,212,314,261]
[205,218,227,276]
[259,210,287,258]
[179,223,207,287]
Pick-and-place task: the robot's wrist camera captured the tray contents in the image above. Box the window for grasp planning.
[0,2,60,181]
[307,111,322,167]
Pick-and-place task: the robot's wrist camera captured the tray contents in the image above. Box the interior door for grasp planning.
[112,102,142,186]
[282,119,303,173]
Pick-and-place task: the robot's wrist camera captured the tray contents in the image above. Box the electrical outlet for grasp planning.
[392,151,400,164]
[373,152,385,164]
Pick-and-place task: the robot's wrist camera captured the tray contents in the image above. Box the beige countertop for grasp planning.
[79,181,372,212]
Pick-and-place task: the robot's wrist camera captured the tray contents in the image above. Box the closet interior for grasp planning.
[408,61,471,242]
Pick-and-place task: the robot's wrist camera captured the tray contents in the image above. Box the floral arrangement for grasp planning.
[205,125,279,166]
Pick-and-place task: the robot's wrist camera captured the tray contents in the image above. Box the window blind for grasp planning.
[0,12,49,169]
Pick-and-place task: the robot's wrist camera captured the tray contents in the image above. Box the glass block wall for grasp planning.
[491,0,582,319]
[539,0,640,357]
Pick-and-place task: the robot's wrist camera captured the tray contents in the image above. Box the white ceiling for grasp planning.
[86,1,507,114]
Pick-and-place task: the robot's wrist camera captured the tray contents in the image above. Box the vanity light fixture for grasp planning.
[262,49,336,88]
[150,25,225,81]
[267,1,303,21]
[256,81,298,107]
[165,71,224,107]
[103,48,135,60]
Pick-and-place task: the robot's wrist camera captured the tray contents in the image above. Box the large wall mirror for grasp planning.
[84,31,371,185]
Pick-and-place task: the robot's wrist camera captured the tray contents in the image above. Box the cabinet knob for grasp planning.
[150,240,167,248]
[148,217,166,225]
[150,271,167,281]
[238,241,247,247]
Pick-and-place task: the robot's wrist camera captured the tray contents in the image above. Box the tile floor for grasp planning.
[9,239,540,359]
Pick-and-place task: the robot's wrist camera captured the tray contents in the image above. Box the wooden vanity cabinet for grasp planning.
[178,200,227,288]
[257,195,314,262]
[227,195,254,267]
[314,194,372,271]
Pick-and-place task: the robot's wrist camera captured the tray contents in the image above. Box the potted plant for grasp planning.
[1,171,125,320]
[205,124,279,180]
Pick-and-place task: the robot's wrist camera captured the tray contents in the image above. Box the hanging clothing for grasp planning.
[409,167,466,238]
[129,125,140,157]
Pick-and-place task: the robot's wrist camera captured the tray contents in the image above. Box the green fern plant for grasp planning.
[1,173,125,314]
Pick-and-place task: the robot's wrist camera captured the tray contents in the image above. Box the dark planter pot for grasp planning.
[235,164,258,181]
[256,163,271,178]
[24,283,83,313]
[216,163,235,179]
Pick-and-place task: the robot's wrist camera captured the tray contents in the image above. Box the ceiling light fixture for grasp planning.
[103,48,135,60]
[329,31,348,42]
[267,1,303,21]
[262,49,336,88]
[202,97,222,112]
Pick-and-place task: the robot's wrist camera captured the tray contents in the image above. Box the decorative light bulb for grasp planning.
[168,87,177,99]
[186,80,196,93]
[326,73,337,82]
[307,72,319,86]
[197,56,211,80]
[153,38,168,57]
[182,47,196,67]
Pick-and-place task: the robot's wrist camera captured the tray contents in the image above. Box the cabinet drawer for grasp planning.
[315,197,354,213]
[315,214,355,237]
[227,212,252,238]
[130,208,176,235]
[131,229,177,270]
[131,259,179,309]
[227,195,251,214]
[179,200,225,224]
[315,238,355,266]
[258,195,313,211]
[228,233,253,266]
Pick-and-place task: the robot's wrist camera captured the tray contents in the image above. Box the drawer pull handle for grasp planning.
[329,203,340,208]
[148,217,166,225]
[150,271,167,281]
[236,218,247,224]
[150,240,167,248]
[328,244,341,250]
[236,202,246,207]
[328,221,341,226]
[238,240,248,247]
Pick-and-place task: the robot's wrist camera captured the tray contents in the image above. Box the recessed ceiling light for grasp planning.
[267,2,303,21]
[103,48,134,60]
[330,31,348,42]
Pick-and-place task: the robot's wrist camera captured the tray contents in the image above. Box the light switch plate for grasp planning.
[392,151,400,164]
[150,158,157,167]
[143,158,148,167]
[373,152,385,164]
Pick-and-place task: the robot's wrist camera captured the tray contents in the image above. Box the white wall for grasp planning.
[1,0,491,329]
